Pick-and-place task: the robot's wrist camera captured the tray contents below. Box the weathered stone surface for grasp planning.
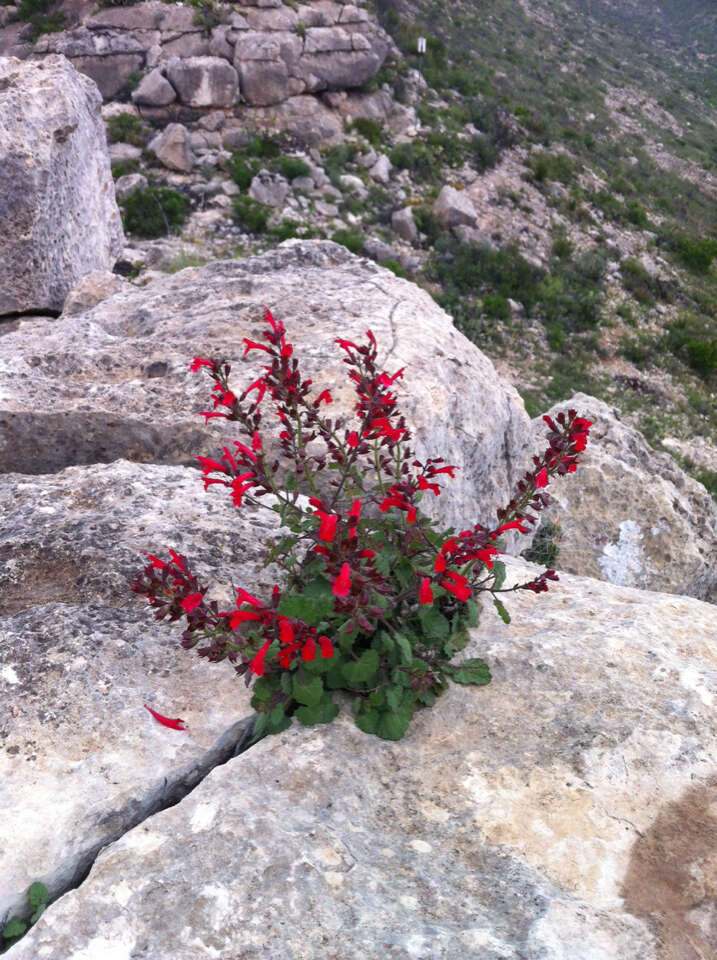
[68,52,145,99]
[61,269,127,316]
[0,459,285,924]
[131,66,177,106]
[391,205,418,243]
[368,151,391,183]
[11,561,717,960]
[532,393,717,602]
[304,25,353,54]
[293,48,382,90]
[0,55,123,315]
[434,183,478,228]
[148,121,195,171]
[248,169,289,206]
[164,55,238,107]
[248,93,342,144]
[0,241,533,535]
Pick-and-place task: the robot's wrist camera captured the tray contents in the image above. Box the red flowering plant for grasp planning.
[131,310,592,741]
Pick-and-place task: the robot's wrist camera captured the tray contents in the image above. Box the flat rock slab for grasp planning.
[0,460,283,921]
[11,562,717,959]
[0,240,533,534]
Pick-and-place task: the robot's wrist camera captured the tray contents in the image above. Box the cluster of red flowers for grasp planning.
[133,310,593,694]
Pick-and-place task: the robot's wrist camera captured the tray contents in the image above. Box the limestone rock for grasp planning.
[131,67,177,107]
[531,393,717,602]
[0,55,123,315]
[148,121,195,172]
[248,169,290,207]
[10,561,717,960]
[61,269,127,316]
[391,204,418,243]
[164,55,239,108]
[0,460,282,923]
[434,184,478,229]
[114,171,149,201]
[368,151,391,183]
[0,240,533,535]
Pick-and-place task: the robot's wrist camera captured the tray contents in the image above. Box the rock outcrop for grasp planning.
[8,559,717,960]
[0,240,534,534]
[531,393,717,602]
[0,459,282,922]
[0,55,123,315]
[2,0,393,106]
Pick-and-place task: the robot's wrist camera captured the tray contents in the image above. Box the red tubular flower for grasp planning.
[278,619,294,646]
[313,544,330,556]
[359,549,375,559]
[236,588,264,608]
[200,411,229,423]
[197,457,228,476]
[491,520,528,539]
[418,476,441,497]
[316,511,339,542]
[301,636,316,661]
[277,641,301,669]
[441,572,471,602]
[427,465,457,478]
[249,639,272,677]
[251,431,262,452]
[332,563,352,598]
[535,467,549,488]
[441,538,457,555]
[181,593,203,613]
[335,338,360,354]
[145,554,167,569]
[227,609,262,629]
[419,578,434,605]
[144,704,187,731]
[543,414,557,432]
[347,431,359,448]
[376,368,405,387]
[434,553,447,573]
[244,377,267,404]
[318,635,334,659]
[169,549,187,572]
[348,499,362,520]
[190,357,214,373]
[315,389,333,406]
[243,339,271,356]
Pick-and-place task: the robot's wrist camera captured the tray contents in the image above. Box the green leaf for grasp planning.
[269,703,286,726]
[493,598,511,624]
[341,648,379,686]
[355,709,379,735]
[394,633,412,665]
[251,713,269,742]
[374,548,393,576]
[376,697,415,741]
[418,606,450,640]
[28,883,48,910]
[292,673,323,707]
[446,658,492,686]
[325,660,348,689]
[492,560,507,591]
[29,904,46,925]
[250,676,274,704]
[2,918,27,941]
[385,686,401,711]
[466,600,480,628]
[295,696,339,726]
[278,578,334,626]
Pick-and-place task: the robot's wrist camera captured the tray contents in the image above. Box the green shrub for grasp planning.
[552,235,573,260]
[275,156,311,180]
[244,134,283,159]
[482,294,510,319]
[625,200,649,227]
[13,0,64,38]
[111,158,141,179]
[665,313,717,377]
[352,117,383,147]
[694,468,717,500]
[227,153,259,190]
[267,220,317,242]
[662,230,717,274]
[122,187,190,238]
[331,229,364,254]
[106,113,146,147]
[383,258,406,278]
[527,151,575,184]
[232,196,270,233]
[412,206,443,245]
[620,258,660,304]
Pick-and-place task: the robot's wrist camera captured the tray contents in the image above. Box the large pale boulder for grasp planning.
[9,561,717,960]
[434,184,478,229]
[148,121,195,172]
[532,394,717,603]
[0,55,123,315]
[0,460,281,922]
[164,55,239,108]
[0,241,534,534]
